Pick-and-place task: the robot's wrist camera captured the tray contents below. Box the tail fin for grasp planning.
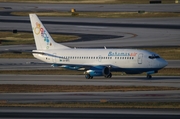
[29,14,70,50]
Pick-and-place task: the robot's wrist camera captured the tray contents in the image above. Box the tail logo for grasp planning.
[34,22,52,49]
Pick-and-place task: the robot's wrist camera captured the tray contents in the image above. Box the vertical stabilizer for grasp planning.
[29,14,70,50]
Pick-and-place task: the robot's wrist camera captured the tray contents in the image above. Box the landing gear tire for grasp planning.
[147,74,152,79]
[90,76,93,79]
[85,74,93,79]
[85,74,90,79]
[105,73,112,78]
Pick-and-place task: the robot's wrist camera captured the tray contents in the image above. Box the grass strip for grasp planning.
[0,0,175,4]
[0,31,80,45]
[0,84,179,93]
[0,68,180,76]
[0,53,34,58]
[11,11,180,18]
[0,102,180,109]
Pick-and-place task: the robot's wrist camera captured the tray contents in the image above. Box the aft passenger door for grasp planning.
[138,53,143,64]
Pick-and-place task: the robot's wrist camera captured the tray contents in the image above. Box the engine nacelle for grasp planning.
[85,66,110,76]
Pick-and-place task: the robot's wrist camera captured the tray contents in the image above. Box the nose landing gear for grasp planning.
[104,73,112,78]
[147,74,152,79]
[146,71,158,79]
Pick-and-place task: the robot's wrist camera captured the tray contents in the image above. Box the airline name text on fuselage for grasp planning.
[108,51,137,57]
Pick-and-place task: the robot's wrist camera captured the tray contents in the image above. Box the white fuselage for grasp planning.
[33,48,167,74]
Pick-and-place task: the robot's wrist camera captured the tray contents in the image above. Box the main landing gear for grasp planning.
[147,74,152,79]
[104,73,112,78]
[85,73,112,79]
[85,74,93,79]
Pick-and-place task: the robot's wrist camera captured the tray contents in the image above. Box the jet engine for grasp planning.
[85,66,110,76]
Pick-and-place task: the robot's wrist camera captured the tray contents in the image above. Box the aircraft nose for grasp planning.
[162,59,168,67]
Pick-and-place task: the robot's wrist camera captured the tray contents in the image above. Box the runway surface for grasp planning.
[0,4,180,48]
[1,91,180,103]
[0,58,55,70]
[0,75,180,87]
[0,107,180,119]
[1,75,180,118]
[0,17,179,48]
[1,3,180,12]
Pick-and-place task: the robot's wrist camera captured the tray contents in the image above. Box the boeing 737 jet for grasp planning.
[29,14,167,79]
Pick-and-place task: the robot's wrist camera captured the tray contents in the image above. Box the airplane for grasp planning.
[29,14,168,79]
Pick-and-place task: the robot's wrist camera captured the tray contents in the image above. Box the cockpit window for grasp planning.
[149,54,160,59]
